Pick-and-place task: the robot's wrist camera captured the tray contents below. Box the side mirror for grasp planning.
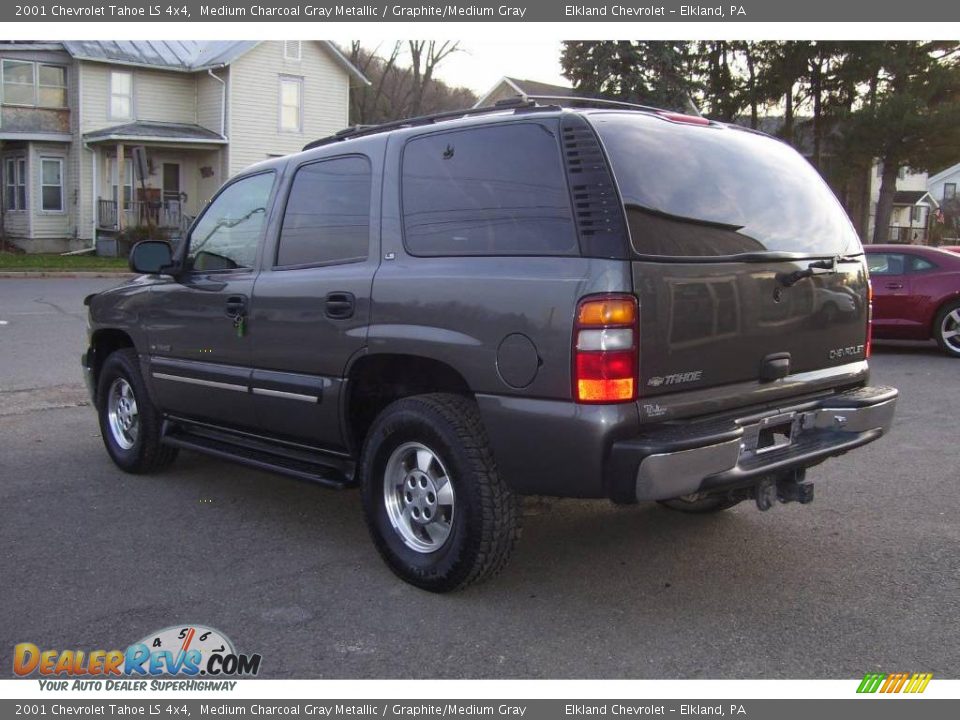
[129,240,176,275]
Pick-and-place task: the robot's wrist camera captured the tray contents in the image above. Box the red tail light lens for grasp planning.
[574,294,638,403]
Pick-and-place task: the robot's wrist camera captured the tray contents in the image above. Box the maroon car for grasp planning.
[865,244,960,356]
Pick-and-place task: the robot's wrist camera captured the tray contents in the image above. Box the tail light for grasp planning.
[573,294,638,403]
[866,281,874,358]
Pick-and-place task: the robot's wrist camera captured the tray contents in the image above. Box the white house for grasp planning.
[473,77,576,108]
[928,162,960,208]
[0,41,367,254]
[865,163,938,244]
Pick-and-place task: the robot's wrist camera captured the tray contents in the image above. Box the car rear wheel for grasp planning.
[934,301,960,357]
[359,393,520,592]
[97,348,178,473]
[658,492,741,514]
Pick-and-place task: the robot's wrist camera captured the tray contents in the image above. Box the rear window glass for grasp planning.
[276,156,371,267]
[590,113,862,258]
[401,122,578,257]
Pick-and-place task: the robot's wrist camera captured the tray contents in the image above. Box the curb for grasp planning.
[0,271,136,279]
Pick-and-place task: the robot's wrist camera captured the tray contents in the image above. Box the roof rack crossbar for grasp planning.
[302,98,556,151]
[522,95,667,114]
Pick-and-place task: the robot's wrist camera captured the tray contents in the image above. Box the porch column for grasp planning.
[116,142,124,231]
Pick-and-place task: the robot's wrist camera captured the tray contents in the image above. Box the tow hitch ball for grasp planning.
[754,469,814,511]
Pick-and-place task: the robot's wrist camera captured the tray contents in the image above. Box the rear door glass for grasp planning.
[401,122,578,257]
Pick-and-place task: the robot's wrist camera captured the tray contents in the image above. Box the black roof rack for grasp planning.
[522,95,670,114]
[301,95,701,152]
[302,97,554,151]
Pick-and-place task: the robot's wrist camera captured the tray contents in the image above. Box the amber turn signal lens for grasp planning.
[577,298,637,327]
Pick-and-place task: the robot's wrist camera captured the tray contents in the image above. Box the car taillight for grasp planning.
[866,281,873,358]
[573,294,638,403]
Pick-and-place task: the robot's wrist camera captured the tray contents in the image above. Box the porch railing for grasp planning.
[888,226,928,243]
[97,199,190,235]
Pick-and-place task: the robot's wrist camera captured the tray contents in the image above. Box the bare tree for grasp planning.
[407,41,461,116]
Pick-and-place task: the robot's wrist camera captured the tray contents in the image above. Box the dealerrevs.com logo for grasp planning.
[14,625,261,690]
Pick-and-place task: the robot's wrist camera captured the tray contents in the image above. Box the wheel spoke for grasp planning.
[944,329,959,340]
[435,477,454,507]
[415,449,434,473]
[949,309,960,326]
[423,518,451,544]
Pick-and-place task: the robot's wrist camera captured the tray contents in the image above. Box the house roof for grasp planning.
[928,161,960,185]
[474,76,575,107]
[83,121,228,145]
[55,41,368,84]
[893,190,931,205]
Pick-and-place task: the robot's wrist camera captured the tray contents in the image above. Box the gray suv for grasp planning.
[82,99,898,592]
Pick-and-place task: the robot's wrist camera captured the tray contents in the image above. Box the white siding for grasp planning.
[227,41,350,175]
[929,166,960,206]
[79,62,197,132]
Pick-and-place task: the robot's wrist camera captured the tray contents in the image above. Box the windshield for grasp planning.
[590,112,862,258]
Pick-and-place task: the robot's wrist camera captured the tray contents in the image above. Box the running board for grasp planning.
[161,421,354,489]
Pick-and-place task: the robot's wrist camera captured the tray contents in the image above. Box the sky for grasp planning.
[383,40,570,96]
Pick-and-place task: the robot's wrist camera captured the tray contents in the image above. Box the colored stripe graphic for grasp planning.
[857,672,932,693]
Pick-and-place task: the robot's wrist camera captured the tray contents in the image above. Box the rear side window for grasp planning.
[276,156,371,267]
[401,122,577,257]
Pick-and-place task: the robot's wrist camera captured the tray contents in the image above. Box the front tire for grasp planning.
[934,300,960,357]
[96,348,178,473]
[359,393,520,592]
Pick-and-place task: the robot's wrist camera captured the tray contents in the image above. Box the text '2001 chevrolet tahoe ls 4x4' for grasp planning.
[83,98,898,592]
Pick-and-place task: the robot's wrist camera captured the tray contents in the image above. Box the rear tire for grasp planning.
[96,348,178,474]
[658,492,740,514]
[933,300,960,357]
[359,393,520,592]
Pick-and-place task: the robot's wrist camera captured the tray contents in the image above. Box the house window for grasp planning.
[897,166,907,180]
[911,206,922,224]
[4,156,27,211]
[110,71,133,120]
[108,157,133,210]
[2,60,36,105]
[283,41,302,61]
[945,183,957,202]
[2,61,68,107]
[38,65,67,107]
[40,157,64,211]
[279,77,302,132]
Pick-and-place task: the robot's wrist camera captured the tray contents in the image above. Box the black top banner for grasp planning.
[5,0,960,22]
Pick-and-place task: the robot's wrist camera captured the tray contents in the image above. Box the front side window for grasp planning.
[4,157,26,211]
[867,253,906,276]
[188,172,275,272]
[279,77,302,132]
[2,60,35,105]
[110,71,133,119]
[401,122,577,256]
[40,158,64,211]
[276,156,371,267]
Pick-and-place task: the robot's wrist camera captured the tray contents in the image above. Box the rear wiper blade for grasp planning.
[776,255,861,288]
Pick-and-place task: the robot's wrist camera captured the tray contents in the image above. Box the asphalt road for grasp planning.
[1,278,958,679]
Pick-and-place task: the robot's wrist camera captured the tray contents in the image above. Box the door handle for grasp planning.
[885,283,903,290]
[325,292,355,319]
[225,295,247,318]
